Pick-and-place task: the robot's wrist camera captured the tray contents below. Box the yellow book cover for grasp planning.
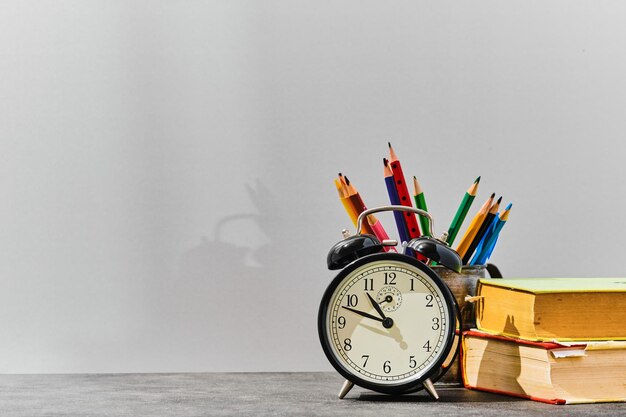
[475,278,626,341]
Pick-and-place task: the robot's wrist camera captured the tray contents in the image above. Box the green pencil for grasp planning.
[446,176,480,245]
[412,176,430,236]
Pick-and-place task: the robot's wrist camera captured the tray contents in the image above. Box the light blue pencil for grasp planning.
[471,203,512,265]
[470,215,498,265]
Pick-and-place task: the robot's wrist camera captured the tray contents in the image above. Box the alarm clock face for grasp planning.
[318,253,457,394]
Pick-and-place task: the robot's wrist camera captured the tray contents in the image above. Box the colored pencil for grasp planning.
[335,174,391,247]
[455,193,495,260]
[469,214,498,265]
[388,143,422,239]
[463,196,501,264]
[470,210,501,266]
[344,176,376,236]
[368,215,397,252]
[482,204,512,262]
[446,176,480,246]
[383,158,412,248]
[412,176,430,236]
[334,176,358,227]
[471,203,512,265]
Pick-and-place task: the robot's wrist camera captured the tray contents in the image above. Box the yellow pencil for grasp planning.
[455,193,495,260]
[334,176,358,227]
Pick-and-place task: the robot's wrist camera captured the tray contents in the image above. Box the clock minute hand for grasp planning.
[366,292,387,320]
[341,306,383,322]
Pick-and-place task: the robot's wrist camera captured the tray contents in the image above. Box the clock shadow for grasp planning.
[164,178,321,370]
[357,387,525,403]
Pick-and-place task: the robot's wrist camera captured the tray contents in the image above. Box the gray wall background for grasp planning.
[2,1,626,373]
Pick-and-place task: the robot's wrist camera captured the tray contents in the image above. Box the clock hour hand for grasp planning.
[366,292,387,320]
[341,306,383,322]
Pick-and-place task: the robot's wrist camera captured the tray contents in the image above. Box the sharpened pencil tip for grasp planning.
[475,176,481,183]
[496,196,502,204]
[505,203,513,210]
[490,192,496,198]
[387,143,398,161]
[344,176,351,186]
[383,157,389,166]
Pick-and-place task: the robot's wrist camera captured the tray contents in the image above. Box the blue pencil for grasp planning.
[470,215,498,265]
[471,203,512,265]
[384,158,413,253]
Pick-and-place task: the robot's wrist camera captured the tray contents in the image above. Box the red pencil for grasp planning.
[367,214,397,253]
[388,142,422,239]
[388,143,426,262]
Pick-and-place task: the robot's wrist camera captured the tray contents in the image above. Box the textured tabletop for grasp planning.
[0,372,623,416]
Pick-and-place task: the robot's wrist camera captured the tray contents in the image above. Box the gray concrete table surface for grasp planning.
[0,372,623,417]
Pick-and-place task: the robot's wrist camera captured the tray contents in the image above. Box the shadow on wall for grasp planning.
[169,179,296,369]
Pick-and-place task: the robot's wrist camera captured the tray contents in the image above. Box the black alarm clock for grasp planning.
[318,206,462,400]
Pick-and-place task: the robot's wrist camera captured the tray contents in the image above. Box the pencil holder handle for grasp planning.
[356,205,435,239]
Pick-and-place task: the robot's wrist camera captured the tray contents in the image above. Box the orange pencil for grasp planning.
[344,176,376,236]
[455,193,495,260]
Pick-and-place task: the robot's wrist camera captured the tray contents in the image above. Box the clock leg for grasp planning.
[338,380,354,399]
[423,378,439,400]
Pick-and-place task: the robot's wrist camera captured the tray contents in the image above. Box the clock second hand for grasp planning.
[379,295,393,304]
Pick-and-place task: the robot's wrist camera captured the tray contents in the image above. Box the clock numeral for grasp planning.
[343,338,352,351]
[425,294,434,307]
[409,355,417,368]
[410,279,415,291]
[384,272,396,285]
[383,360,391,374]
[337,316,346,329]
[432,317,440,330]
[361,355,369,367]
[423,340,431,352]
[345,295,358,307]
[363,278,374,291]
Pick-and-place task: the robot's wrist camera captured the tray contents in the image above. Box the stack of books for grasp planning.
[461,277,626,404]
